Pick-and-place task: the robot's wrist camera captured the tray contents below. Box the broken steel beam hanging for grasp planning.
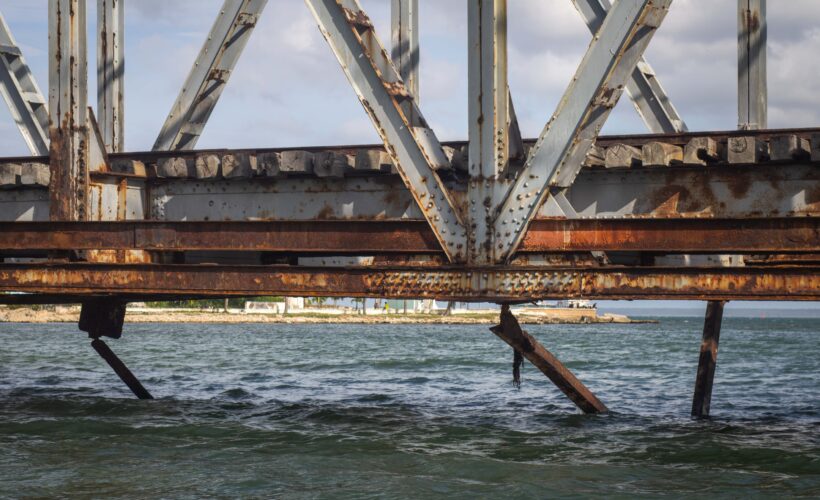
[153,0,267,152]
[91,339,154,399]
[491,304,607,413]
[494,0,673,262]
[691,300,725,418]
[738,0,766,130]
[0,12,50,156]
[97,0,125,153]
[49,0,90,221]
[571,0,686,133]
[305,0,467,262]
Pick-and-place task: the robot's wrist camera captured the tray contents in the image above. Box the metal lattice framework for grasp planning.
[0,0,815,414]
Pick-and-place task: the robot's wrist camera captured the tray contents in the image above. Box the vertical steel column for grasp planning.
[391,0,419,125]
[692,301,725,418]
[97,0,124,152]
[738,0,766,130]
[0,13,50,156]
[49,0,89,221]
[468,0,508,263]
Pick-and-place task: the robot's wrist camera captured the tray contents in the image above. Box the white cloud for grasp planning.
[1,0,820,155]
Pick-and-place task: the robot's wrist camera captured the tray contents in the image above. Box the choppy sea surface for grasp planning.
[0,317,818,498]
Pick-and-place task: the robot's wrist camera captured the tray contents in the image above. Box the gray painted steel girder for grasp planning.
[97,0,125,153]
[305,0,468,263]
[153,0,267,152]
[494,0,673,262]
[572,0,686,134]
[0,12,49,156]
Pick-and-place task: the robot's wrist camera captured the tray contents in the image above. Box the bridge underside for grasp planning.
[1,128,817,303]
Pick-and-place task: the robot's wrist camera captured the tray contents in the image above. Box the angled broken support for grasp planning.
[153,0,268,151]
[0,12,49,156]
[491,304,607,414]
[692,300,725,418]
[493,0,673,262]
[571,0,686,134]
[97,0,125,153]
[305,0,468,262]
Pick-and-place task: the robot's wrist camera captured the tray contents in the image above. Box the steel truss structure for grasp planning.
[0,0,816,415]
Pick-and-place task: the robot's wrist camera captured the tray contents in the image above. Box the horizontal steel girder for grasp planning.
[0,263,816,301]
[0,218,816,254]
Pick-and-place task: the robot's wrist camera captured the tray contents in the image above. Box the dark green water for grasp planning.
[1,317,818,498]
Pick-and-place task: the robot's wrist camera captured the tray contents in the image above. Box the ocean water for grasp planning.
[0,317,818,498]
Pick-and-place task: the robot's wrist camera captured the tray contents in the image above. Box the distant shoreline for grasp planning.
[0,307,657,325]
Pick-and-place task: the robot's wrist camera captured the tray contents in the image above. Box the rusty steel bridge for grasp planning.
[0,0,817,416]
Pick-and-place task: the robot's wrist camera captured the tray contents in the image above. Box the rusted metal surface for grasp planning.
[691,300,724,418]
[0,220,440,253]
[48,0,90,222]
[491,304,607,413]
[522,218,820,253]
[0,263,816,301]
[0,218,815,254]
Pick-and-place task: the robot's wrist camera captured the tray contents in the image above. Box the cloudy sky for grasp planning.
[1,0,820,156]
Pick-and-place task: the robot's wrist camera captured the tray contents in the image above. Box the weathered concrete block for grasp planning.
[20,162,50,186]
[727,136,768,164]
[156,157,190,178]
[279,150,313,174]
[222,153,257,178]
[810,134,820,162]
[642,142,683,166]
[111,159,147,176]
[0,163,21,187]
[683,137,723,165]
[769,134,810,161]
[257,152,280,177]
[605,144,641,168]
[443,145,467,172]
[313,151,349,177]
[583,145,606,167]
[354,149,388,172]
[194,154,220,179]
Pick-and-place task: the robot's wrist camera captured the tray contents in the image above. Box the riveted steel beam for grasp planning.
[97,0,125,152]
[153,0,267,151]
[305,0,468,262]
[572,0,686,134]
[0,12,49,156]
[0,263,816,301]
[468,0,510,264]
[494,0,673,262]
[738,0,766,130]
[0,218,816,254]
[49,0,90,221]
